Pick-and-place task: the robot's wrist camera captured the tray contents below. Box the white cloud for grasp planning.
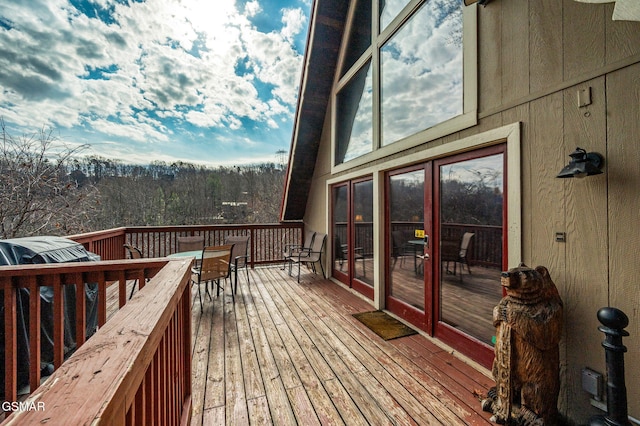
[281,8,306,42]
[245,1,261,17]
[0,0,308,165]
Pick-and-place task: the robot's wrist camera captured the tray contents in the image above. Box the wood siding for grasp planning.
[474,3,639,421]
[302,0,640,423]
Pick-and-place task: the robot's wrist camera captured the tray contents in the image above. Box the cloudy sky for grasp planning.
[0,0,310,166]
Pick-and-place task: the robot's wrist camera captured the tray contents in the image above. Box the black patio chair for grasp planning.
[224,235,250,293]
[288,233,326,283]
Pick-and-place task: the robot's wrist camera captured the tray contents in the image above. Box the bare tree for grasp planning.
[0,120,99,238]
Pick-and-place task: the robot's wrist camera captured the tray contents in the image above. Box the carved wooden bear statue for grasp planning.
[482,264,563,425]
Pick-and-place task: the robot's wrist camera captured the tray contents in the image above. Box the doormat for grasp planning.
[352,310,417,341]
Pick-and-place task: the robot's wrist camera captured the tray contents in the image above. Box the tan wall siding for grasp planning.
[476,2,639,422]
[304,0,640,423]
[304,103,333,236]
[607,63,640,416]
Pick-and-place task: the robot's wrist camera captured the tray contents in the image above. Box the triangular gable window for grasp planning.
[380,0,412,31]
[340,0,372,78]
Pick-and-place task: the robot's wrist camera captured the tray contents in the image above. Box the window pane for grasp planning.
[439,153,504,346]
[379,0,411,32]
[333,185,349,275]
[381,0,463,146]
[388,170,424,310]
[335,61,373,164]
[353,180,373,285]
[341,0,372,76]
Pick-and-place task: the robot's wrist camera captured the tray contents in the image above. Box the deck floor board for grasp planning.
[180,266,495,425]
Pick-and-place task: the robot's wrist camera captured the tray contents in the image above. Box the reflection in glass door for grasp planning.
[352,180,374,288]
[385,145,507,368]
[387,167,429,326]
[332,179,374,299]
[434,147,506,367]
[333,184,349,278]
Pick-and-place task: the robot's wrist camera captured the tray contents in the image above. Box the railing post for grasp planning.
[250,226,255,269]
[589,307,631,426]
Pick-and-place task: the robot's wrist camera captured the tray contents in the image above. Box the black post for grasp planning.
[588,307,631,426]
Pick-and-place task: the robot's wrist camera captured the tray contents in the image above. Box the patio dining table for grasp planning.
[408,239,428,274]
[166,250,203,259]
[166,249,230,271]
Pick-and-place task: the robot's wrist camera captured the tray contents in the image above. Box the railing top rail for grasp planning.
[441,223,502,230]
[0,258,169,278]
[2,259,192,425]
[123,223,302,232]
[67,227,127,241]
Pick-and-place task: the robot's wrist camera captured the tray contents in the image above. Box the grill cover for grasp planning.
[0,236,100,396]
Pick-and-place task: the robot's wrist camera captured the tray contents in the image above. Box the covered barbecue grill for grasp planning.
[0,236,100,395]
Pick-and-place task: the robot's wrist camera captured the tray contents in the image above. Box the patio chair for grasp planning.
[124,243,143,299]
[224,235,250,293]
[288,233,326,283]
[334,234,347,270]
[282,229,315,270]
[335,234,366,276]
[391,230,412,269]
[442,232,475,282]
[177,235,205,252]
[190,244,234,313]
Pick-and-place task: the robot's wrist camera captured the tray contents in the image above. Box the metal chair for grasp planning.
[335,234,365,276]
[124,243,143,299]
[224,235,250,293]
[333,234,346,270]
[190,244,233,312]
[288,233,326,283]
[177,235,205,252]
[391,230,413,269]
[282,230,315,270]
[442,232,475,282]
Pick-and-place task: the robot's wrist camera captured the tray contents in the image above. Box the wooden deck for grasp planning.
[337,256,503,346]
[184,265,495,425]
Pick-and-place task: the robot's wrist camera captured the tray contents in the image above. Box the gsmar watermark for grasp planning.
[1,401,46,412]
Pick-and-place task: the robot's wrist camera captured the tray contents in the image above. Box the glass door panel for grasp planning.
[353,180,373,286]
[384,145,507,367]
[436,151,505,347]
[388,169,425,311]
[332,185,349,279]
[332,179,374,299]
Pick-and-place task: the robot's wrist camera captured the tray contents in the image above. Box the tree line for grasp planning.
[1,121,287,239]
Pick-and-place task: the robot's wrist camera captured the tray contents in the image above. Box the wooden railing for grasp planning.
[69,223,304,266]
[391,222,502,268]
[1,259,192,424]
[0,222,303,422]
[0,259,169,417]
[70,227,128,261]
[440,223,502,268]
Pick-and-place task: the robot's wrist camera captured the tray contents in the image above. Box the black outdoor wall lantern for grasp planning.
[556,147,604,179]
